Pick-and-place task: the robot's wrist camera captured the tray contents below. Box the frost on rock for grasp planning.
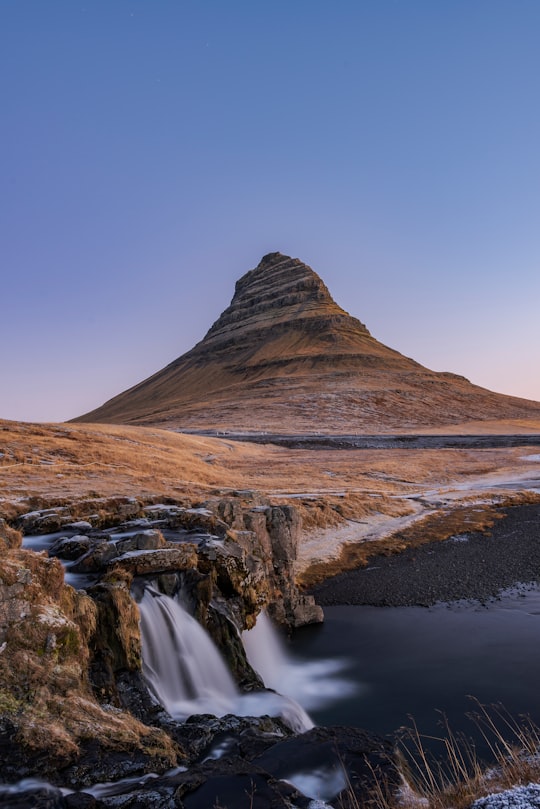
[473,783,540,809]
[37,605,69,627]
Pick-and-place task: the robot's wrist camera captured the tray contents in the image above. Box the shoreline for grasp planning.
[308,503,540,607]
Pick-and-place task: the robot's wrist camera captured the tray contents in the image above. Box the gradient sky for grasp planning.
[1,1,539,423]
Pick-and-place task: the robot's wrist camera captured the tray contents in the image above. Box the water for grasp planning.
[139,587,239,717]
[21,530,70,552]
[138,587,314,733]
[242,610,357,711]
[291,586,540,751]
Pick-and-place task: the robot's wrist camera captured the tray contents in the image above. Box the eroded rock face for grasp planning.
[201,251,370,347]
[216,498,323,628]
[73,252,540,432]
[0,496,323,790]
[0,546,180,786]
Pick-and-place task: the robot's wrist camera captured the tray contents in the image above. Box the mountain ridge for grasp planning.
[74,252,540,432]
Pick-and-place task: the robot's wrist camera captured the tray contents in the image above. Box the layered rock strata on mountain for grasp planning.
[75,252,540,432]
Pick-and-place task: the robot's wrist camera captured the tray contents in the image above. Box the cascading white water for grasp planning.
[139,587,238,717]
[138,587,313,733]
[242,610,358,710]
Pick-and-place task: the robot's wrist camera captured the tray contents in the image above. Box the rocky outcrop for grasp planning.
[5,496,321,712]
[0,545,181,786]
[216,498,323,627]
[16,496,146,534]
[74,251,540,432]
[1,723,397,808]
[0,496,399,805]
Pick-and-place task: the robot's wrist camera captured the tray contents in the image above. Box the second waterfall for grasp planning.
[138,586,315,734]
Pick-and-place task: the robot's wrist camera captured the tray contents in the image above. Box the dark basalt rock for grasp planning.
[49,534,93,560]
[0,779,67,809]
[254,726,397,808]
[174,724,397,809]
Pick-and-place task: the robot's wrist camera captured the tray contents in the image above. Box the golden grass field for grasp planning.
[2,417,539,505]
[2,416,540,578]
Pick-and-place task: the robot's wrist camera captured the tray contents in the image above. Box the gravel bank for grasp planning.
[309,504,540,607]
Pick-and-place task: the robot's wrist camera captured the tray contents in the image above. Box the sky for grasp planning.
[1,1,539,423]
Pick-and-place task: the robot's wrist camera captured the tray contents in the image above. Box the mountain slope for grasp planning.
[74,252,540,432]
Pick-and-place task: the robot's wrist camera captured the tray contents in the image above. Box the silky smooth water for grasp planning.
[242,610,357,711]
[138,587,314,733]
[291,586,540,748]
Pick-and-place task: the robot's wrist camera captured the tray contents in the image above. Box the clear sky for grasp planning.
[1,1,539,423]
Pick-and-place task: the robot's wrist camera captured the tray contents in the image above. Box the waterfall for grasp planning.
[138,587,313,733]
[242,611,358,711]
[139,587,238,717]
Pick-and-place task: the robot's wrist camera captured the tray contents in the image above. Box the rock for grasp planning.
[164,713,291,764]
[224,499,323,629]
[205,605,264,689]
[64,794,101,808]
[88,579,142,700]
[0,779,66,808]
[70,531,178,575]
[253,726,398,809]
[63,521,93,532]
[170,724,396,809]
[107,545,199,576]
[288,594,325,628]
[28,510,74,533]
[69,538,112,573]
[179,771,305,809]
[49,535,93,560]
[16,499,146,535]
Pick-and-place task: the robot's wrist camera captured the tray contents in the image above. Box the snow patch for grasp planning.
[451,533,471,543]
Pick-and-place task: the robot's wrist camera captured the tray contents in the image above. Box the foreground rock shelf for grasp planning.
[0,496,397,807]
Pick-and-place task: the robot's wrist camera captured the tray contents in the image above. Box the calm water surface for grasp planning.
[292,587,540,748]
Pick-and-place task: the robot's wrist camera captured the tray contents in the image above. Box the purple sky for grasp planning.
[1,1,539,423]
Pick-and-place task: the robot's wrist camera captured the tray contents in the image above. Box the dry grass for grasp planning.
[403,418,540,436]
[297,493,540,588]
[0,418,261,515]
[366,703,540,809]
[2,420,537,511]
[0,542,180,768]
[1,418,539,563]
[297,504,507,587]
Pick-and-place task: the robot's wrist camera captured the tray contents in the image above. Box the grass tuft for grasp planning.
[358,702,540,809]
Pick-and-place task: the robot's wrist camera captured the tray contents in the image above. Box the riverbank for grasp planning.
[309,503,540,606]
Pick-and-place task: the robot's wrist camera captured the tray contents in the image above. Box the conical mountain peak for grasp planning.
[202,252,370,347]
[75,253,540,432]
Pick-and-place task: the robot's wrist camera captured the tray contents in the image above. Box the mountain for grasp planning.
[74,252,540,433]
